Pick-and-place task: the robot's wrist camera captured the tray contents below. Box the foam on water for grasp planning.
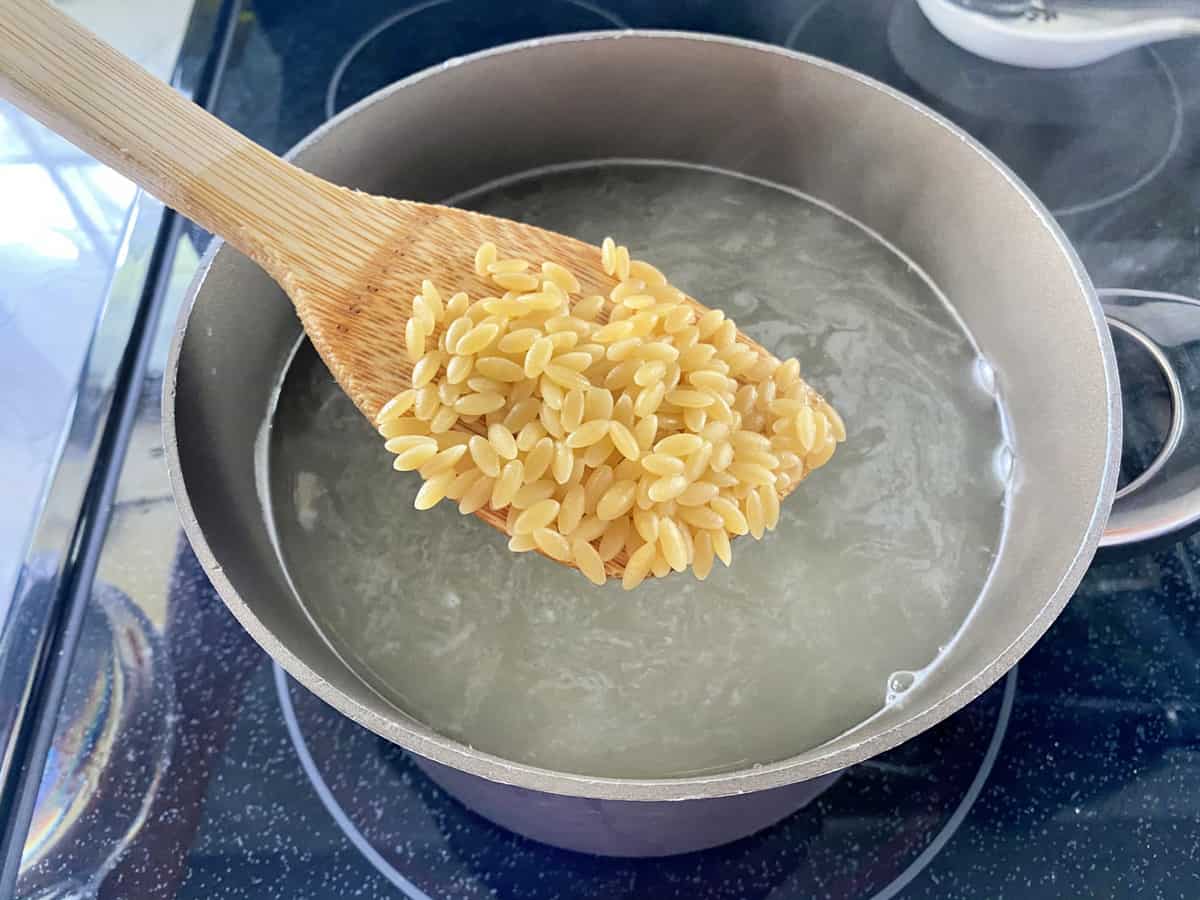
[263,162,1010,779]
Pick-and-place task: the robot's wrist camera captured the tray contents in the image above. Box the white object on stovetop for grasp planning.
[917,0,1200,68]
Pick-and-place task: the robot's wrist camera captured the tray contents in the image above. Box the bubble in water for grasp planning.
[973,356,997,397]
[993,444,1015,486]
[885,670,918,705]
[969,357,998,396]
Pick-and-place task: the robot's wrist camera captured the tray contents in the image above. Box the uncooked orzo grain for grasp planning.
[375,238,844,589]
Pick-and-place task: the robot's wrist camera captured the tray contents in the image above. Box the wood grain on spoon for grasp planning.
[0,0,818,577]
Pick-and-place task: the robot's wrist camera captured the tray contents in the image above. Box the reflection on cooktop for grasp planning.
[17,584,174,900]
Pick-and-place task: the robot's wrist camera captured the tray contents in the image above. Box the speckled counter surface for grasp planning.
[7,1,1200,897]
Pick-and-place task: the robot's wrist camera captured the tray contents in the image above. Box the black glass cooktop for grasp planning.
[4,1,1199,898]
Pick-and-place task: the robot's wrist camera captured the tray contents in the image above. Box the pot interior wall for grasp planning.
[170,34,1113,792]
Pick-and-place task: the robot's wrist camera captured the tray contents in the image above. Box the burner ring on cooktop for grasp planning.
[784,0,838,49]
[788,1,1184,220]
[276,663,1017,900]
[1015,47,1181,218]
[325,0,628,121]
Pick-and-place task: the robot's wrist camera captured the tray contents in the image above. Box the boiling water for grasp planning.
[265,162,1009,779]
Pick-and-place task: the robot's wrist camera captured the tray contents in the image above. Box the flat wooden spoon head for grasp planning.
[274,189,804,577]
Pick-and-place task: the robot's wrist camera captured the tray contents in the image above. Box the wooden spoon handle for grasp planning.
[0,0,330,267]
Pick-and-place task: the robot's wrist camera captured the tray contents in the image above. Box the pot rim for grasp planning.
[163,30,1120,802]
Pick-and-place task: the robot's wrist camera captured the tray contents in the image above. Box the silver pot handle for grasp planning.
[1100,289,1200,550]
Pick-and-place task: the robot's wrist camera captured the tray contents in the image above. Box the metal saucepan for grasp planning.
[164,32,1200,856]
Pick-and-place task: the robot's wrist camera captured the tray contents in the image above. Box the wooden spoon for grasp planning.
[0,0,797,576]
